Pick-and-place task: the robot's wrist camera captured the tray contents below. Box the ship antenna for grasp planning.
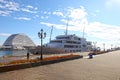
[83,23,85,38]
[65,19,69,35]
[49,25,53,42]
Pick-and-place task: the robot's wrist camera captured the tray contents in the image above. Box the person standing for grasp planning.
[27,52,30,60]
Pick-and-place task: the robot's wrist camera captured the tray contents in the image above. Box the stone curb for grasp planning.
[0,55,83,73]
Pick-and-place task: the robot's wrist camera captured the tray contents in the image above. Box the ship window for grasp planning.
[64,45,74,48]
[66,41,72,43]
[73,41,76,44]
[66,41,81,44]
[79,50,81,52]
[70,50,72,52]
[76,46,78,48]
[82,44,86,47]
[73,37,80,40]
[87,42,91,45]
[78,38,81,40]
[50,40,62,43]
[57,37,70,39]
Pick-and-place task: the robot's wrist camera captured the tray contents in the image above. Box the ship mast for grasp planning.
[82,24,85,38]
[65,19,69,35]
[49,25,53,42]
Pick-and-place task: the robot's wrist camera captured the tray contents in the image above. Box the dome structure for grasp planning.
[3,33,35,49]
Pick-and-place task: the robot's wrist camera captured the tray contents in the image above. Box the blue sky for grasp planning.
[0,0,120,49]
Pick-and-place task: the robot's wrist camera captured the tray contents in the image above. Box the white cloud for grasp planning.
[40,6,88,31]
[21,5,37,13]
[52,6,87,20]
[106,0,120,8]
[5,1,19,11]
[35,15,39,18]
[40,6,120,49]
[0,0,19,16]
[41,16,49,19]
[40,11,51,19]
[21,8,37,13]
[91,10,100,17]
[0,10,12,16]
[26,5,34,9]
[40,22,52,27]
[0,0,38,17]
[0,33,11,37]
[0,1,19,11]
[40,22,65,29]
[86,22,120,41]
[14,17,31,20]
[67,7,88,20]
[43,11,51,15]
[43,11,47,14]
[53,11,64,17]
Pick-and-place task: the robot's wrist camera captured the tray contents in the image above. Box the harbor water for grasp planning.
[0,50,28,57]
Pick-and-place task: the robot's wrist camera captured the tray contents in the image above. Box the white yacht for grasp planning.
[47,34,92,52]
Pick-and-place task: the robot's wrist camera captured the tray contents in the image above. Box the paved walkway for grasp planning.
[0,50,120,80]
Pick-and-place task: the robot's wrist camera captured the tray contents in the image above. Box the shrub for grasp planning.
[3,54,80,66]
[0,62,4,66]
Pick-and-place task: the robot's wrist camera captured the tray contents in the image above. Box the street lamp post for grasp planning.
[103,43,105,51]
[93,42,97,52]
[111,44,113,50]
[38,29,46,60]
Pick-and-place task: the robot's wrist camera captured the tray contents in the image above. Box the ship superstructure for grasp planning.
[47,34,92,52]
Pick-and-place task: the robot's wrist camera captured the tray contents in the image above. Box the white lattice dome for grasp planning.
[3,34,35,49]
